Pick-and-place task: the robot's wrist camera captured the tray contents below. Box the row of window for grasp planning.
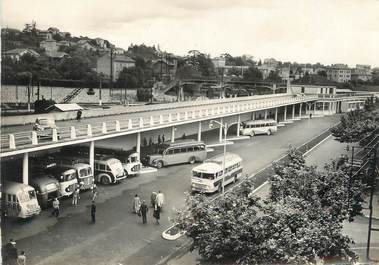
[243,123,276,129]
[165,145,206,155]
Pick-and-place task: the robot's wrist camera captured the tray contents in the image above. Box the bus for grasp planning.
[146,140,207,169]
[191,153,243,193]
[46,166,78,197]
[3,181,41,218]
[240,119,277,137]
[87,146,142,177]
[30,157,78,197]
[56,160,94,190]
[30,175,60,209]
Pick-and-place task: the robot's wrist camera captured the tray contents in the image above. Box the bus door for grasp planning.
[6,193,20,217]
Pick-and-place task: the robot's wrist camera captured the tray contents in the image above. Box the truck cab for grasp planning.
[30,175,60,209]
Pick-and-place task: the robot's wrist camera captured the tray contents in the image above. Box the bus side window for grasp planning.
[174,148,180,154]
[99,164,106,171]
[106,165,111,171]
[12,195,17,202]
[180,148,187,153]
[7,194,12,202]
[166,149,174,155]
[187,147,194,152]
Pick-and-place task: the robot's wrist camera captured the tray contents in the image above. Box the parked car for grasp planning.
[33,117,59,140]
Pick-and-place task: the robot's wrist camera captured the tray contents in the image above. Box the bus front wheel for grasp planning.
[156,161,163,169]
[250,131,255,137]
[189,156,196,164]
[267,129,271,136]
[100,176,111,185]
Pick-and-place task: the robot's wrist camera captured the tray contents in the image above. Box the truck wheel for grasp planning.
[101,176,111,185]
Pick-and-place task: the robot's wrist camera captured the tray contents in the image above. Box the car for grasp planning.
[33,117,59,140]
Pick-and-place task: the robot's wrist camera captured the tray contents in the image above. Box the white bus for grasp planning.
[3,181,41,218]
[191,153,243,193]
[240,119,277,137]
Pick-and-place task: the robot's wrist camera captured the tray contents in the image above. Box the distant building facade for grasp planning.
[326,64,351,83]
[351,64,372,82]
[3,48,40,61]
[96,54,135,81]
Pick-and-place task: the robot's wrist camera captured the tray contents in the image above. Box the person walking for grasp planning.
[17,251,26,265]
[139,200,148,224]
[153,203,160,225]
[150,191,157,208]
[91,201,96,224]
[133,194,141,214]
[52,198,60,217]
[156,190,165,210]
[3,239,18,265]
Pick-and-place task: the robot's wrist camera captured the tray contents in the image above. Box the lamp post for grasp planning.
[209,120,228,195]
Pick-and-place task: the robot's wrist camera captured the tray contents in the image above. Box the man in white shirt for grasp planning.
[156,190,165,209]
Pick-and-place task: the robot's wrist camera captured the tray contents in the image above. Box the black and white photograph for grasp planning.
[1,0,379,264]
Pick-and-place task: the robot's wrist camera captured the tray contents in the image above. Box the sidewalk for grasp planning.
[166,136,379,265]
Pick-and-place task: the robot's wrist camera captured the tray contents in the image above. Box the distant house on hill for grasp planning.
[40,40,58,53]
[114,47,125,55]
[46,51,70,59]
[3,48,40,61]
[152,58,176,78]
[47,27,60,35]
[94,38,108,49]
[37,30,53,40]
[96,54,135,81]
[77,40,97,51]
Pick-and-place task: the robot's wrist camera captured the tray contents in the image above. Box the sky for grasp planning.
[2,0,379,67]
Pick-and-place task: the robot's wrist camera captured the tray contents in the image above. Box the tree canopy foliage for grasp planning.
[175,149,362,264]
[331,97,379,144]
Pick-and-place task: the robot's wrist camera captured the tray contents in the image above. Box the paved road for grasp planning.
[166,135,379,265]
[3,115,339,265]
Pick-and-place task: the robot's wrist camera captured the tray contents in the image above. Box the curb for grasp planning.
[154,125,337,265]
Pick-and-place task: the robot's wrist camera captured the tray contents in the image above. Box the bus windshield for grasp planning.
[18,190,36,202]
[79,167,92,178]
[157,145,169,154]
[193,171,214,180]
[60,172,76,182]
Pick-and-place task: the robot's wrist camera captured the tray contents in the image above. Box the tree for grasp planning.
[331,102,378,144]
[176,177,357,264]
[266,70,282,83]
[243,67,263,81]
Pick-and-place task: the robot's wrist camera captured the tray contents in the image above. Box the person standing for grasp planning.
[76,109,82,122]
[153,203,160,225]
[156,190,165,210]
[3,239,18,265]
[150,191,157,207]
[91,201,96,224]
[133,194,141,214]
[17,251,26,265]
[72,187,79,206]
[139,200,148,224]
[52,198,60,217]
[92,184,99,202]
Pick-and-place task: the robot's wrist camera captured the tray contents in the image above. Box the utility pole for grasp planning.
[99,77,102,106]
[110,48,114,97]
[366,147,378,260]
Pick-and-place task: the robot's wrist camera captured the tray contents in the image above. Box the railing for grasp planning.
[1,94,317,155]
